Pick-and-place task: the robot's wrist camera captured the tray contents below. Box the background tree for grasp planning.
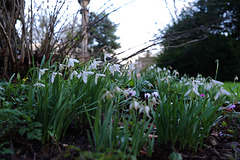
[88,12,120,55]
[156,0,240,81]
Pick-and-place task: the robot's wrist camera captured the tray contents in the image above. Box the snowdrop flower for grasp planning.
[104,54,112,61]
[0,86,5,91]
[51,72,62,83]
[173,70,179,77]
[184,87,200,97]
[88,59,102,70]
[95,73,105,84]
[160,75,171,84]
[144,93,151,99]
[157,67,162,72]
[39,68,48,80]
[34,82,45,87]
[123,90,129,97]
[109,64,121,76]
[152,91,159,98]
[144,106,151,118]
[128,61,137,73]
[139,105,151,118]
[129,99,140,110]
[68,58,79,68]
[235,76,238,81]
[214,87,231,100]
[77,72,82,79]
[82,71,94,83]
[128,89,136,96]
[150,97,159,107]
[206,79,224,90]
[59,64,66,71]
[114,86,123,94]
[70,70,78,79]
[103,91,114,100]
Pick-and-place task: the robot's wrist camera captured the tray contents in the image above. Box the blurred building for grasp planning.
[135,51,156,73]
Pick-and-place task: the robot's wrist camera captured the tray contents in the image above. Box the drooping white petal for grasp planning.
[152,91,159,98]
[212,79,224,86]
[34,82,45,87]
[214,91,221,100]
[82,71,94,83]
[76,72,81,79]
[70,70,78,79]
[130,99,140,110]
[51,72,57,83]
[59,64,66,71]
[184,89,192,97]
[144,93,151,99]
[39,68,48,80]
[114,86,123,94]
[88,59,102,70]
[109,64,121,76]
[95,73,105,84]
[68,58,79,68]
[192,88,200,96]
[104,54,112,61]
[127,89,136,96]
[144,106,151,118]
[123,90,129,97]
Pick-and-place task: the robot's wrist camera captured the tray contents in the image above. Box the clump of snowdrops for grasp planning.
[0,55,238,158]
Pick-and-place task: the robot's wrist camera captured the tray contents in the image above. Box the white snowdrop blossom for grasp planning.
[104,54,112,61]
[34,82,45,87]
[123,90,129,97]
[51,72,62,83]
[59,64,66,71]
[160,76,171,84]
[38,68,48,80]
[157,67,162,72]
[70,70,78,79]
[128,61,137,73]
[114,86,123,94]
[139,105,151,118]
[82,71,94,83]
[184,87,200,97]
[95,73,105,84]
[235,76,238,81]
[0,86,5,91]
[103,91,114,100]
[128,89,136,96]
[144,93,151,99]
[150,97,159,106]
[152,91,159,98]
[88,59,102,70]
[215,87,231,100]
[129,99,140,110]
[68,58,79,68]
[144,106,151,118]
[185,80,203,91]
[206,79,224,90]
[109,64,121,76]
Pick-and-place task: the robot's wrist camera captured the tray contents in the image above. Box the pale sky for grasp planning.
[86,0,193,61]
[27,0,193,62]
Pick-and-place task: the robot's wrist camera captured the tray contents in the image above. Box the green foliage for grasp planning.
[156,0,240,81]
[0,142,13,157]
